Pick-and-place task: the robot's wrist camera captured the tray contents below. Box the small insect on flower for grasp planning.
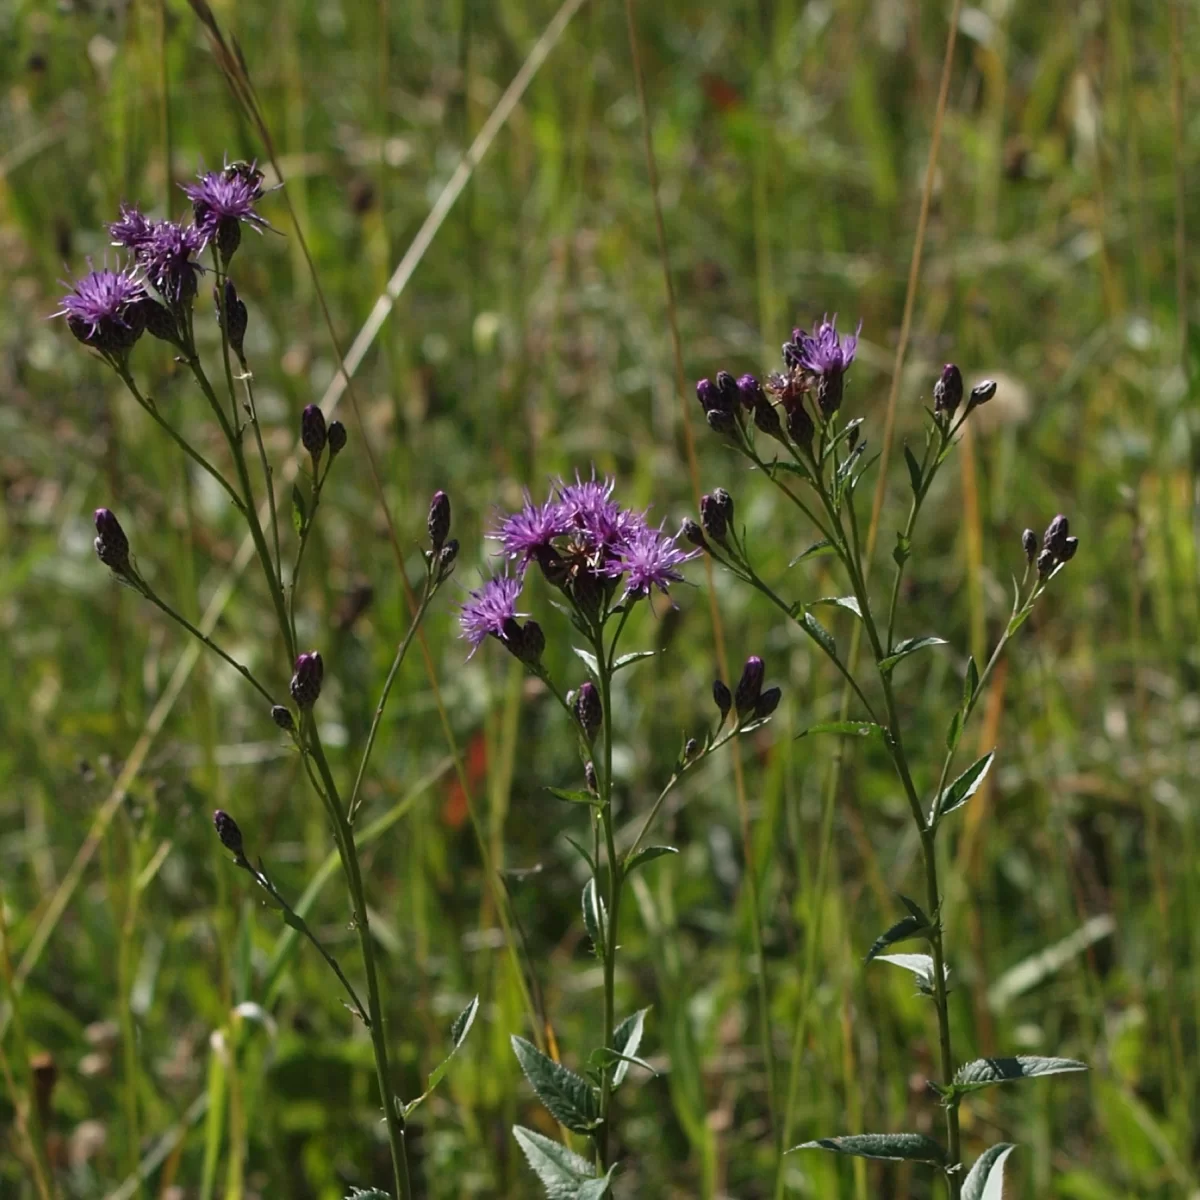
[57,266,147,359]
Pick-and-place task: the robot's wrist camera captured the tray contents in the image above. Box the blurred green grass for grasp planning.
[1,0,1198,1196]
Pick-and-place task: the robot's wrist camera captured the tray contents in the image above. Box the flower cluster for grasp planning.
[458,473,698,658]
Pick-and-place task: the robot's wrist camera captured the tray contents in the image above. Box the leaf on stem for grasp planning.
[961,1144,1017,1200]
[344,1190,391,1200]
[612,650,657,673]
[611,1007,651,1088]
[812,596,863,619]
[512,1125,608,1198]
[571,646,601,678]
[403,995,481,1114]
[953,1055,1087,1094]
[934,751,995,822]
[582,877,607,956]
[865,914,930,963]
[872,953,946,996]
[790,1133,946,1164]
[892,532,911,568]
[963,655,979,706]
[789,539,834,567]
[879,635,947,673]
[625,844,678,875]
[511,1037,600,1133]
[795,720,884,740]
[799,608,838,660]
[904,444,923,496]
[291,482,307,536]
[547,786,602,808]
[566,835,597,873]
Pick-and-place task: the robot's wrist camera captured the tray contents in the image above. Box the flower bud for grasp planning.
[700,493,727,541]
[301,404,327,460]
[737,374,763,411]
[213,809,244,856]
[1022,529,1037,562]
[817,372,844,417]
[680,518,708,551]
[715,371,739,407]
[585,761,598,794]
[684,737,699,760]
[706,407,735,434]
[522,619,546,663]
[787,399,815,450]
[94,508,131,575]
[753,686,782,720]
[574,681,603,744]
[218,279,248,359]
[1062,536,1078,561]
[427,490,451,554]
[502,617,544,666]
[140,297,180,344]
[216,219,242,265]
[290,650,324,708]
[696,378,719,415]
[712,679,732,720]
[753,393,783,439]
[967,379,997,411]
[271,704,296,732]
[436,539,459,580]
[1043,514,1069,559]
[1036,549,1055,577]
[713,489,734,526]
[734,656,764,715]
[933,363,963,419]
[327,420,347,458]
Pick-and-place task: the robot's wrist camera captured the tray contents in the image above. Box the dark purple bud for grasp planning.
[753,686,782,720]
[1036,549,1055,577]
[94,508,131,574]
[571,566,604,618]
[712,679,732,720]
[218,279,248,359]
[585,761,598,794]
[428,490,451,554]
[713,489,734,526]
[574,681,603,744]
[290,651,324,708]
[737,374,763,411]
[817,372,844,417]
[706,408,735,434]
[1022,529,1037,562]
[787,399,815,450]
[1062,536,1079,561]
[327,421,347,458]
[934,364,963,418]
[715,371,739,408]
[522,619,546,663]
[734,656,765,715]
[1043,514,1069,558]
[301,405,327,460]
[216,218,242,265]
[270,705,296,732]
[213,809,244,856]
[684,737,699,760]
[501,617,544,666]
[139,297,180,344]
[967,379,997,410]
[700,494,727,541]
[696,378,719,415]
[436,539,459,580]
[753,393,783,439]
[680,518,708,551]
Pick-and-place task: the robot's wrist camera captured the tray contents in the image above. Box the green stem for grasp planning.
[241,370,284,592]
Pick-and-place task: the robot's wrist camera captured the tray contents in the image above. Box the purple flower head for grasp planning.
[604,522,699,599]
[57,266,147,357]
[182,164,270,260]
[109,205,157,252]
[557,472,648,555]
[786,314,861,416]
[140,221,205,307]
[493,493,572,567]
[458,574,525,656]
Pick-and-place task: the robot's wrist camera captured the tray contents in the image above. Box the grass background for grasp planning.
[2,0,1198,1196]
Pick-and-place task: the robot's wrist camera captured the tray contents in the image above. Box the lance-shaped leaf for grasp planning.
[934,752,995,822]
[962,1144,1017,1200]
[812,596,862,619]
[404,995,481,1114]
[799,609,838,660]
[576,1176,614,1200]
[873,953,946,996]
[790,1133,946,1164]
[611,1007,650,1088]
[625,845,677,875]
[511,1037,600,1133]
[613,650,657,673]
[953,1055,1087,1094]
[904,444,923,496]
[789,538,834,567]
[582,878,607,956]
[512,1125,597,1198]
[571,646,601,678]
[796,721,885,741]
[548,786,601,808]
[865,914,931,963]
[879,635,947,673]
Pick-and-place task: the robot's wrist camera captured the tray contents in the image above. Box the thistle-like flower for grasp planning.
[494,494,571,567]
[140,221,205,307]
[785,315,860,416]
[603,523,698,599]
[459,574,525,656]
[57,267,147,358]
[182,165,270,262]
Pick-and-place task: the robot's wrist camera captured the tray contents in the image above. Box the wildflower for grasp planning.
[934,364,963,420]
[734,656,765,716]
[753,686,782,720]
[213,810,244,857]
[58,266,147,358]
[327,421,347,458]
[574,681,603,743]
[459,574,525,656]
[217,279,248,359]
[301,404,327,461]
[182,164,270,262]
[108,205,156,252]
[557,473,644,554]
[494,494,571,567]
[785,315,860,416]
[605,522,698,599]
[1022,529,1037,562]
[712,679,732,720]
[696,374,738,433]
[140,221,204,307]
[428,491,451,554]
[270,705,296,732]
[290,651,324,708]
[94,508,132,575]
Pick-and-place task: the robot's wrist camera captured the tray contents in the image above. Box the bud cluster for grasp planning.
[713,656,782,726]
[1033,513,1079,577]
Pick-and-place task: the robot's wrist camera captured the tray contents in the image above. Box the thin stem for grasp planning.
[240,369,283,591]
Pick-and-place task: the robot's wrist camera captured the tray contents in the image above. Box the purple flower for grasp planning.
[604,522,698,598]
[109,205,157,252]
[140,221,205,307]
[785,315,861,415]
[458,574,525,655]
[493,493,571,567]
[57,266,147,357]
[557,473,647,554]
[182,165,270,259]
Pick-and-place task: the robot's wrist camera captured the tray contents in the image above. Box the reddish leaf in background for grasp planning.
[442,730,488,829]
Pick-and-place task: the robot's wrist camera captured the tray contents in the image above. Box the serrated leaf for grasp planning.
[291,483,307,536]
[582,878,607,956]
[954,1055,1088,1093]
[576,1176,613,1200]
[547,786,600,807]
[512,1125,596,1198]
[935,751,995,821]
[611,1007,650,1088]
[865,915,928,963]
[813,596,863,619]
[796,720,884,740]
[904,444,923,496]
[612,650,656,673]
[879,636,947,672]
[873,953,943,994]
[571,647,600,678]
[511,1037,600,1133]
[799,609,838,660]
[789,538,834,567]
[962,1144,1017,1200]
[625,844,678,874]
[790,1133,945,1164]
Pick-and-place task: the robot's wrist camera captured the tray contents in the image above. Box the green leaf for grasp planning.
[404,995,481,1112]
[789,539,834,567]
[963,655,979,705]
[547,786,600,808]
[571,647,600,678]
[790,1133,945,1164]
[613,650,656,673]
[904,444,923,496]
[879,636,947,672]
[873,953,943,995]
[945,709,963,751]
[812,595,863,619]
[611,1008,650,1088]
[799,609,838,660]
[893,532,911,568]
[865,915,929,963]
[797,720,884,740]
[935,752,995,821]
[512,1125,596,1198]
[962,1144,1017,1200]
[954,1055,1088,1094]
[511,1037,600,1133]
[625,844,678,875]
[896,893,932,926]
[582,878,607,956]
[291,483,307,536]
[576,1176,613,1200]
[565,835,596,872]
